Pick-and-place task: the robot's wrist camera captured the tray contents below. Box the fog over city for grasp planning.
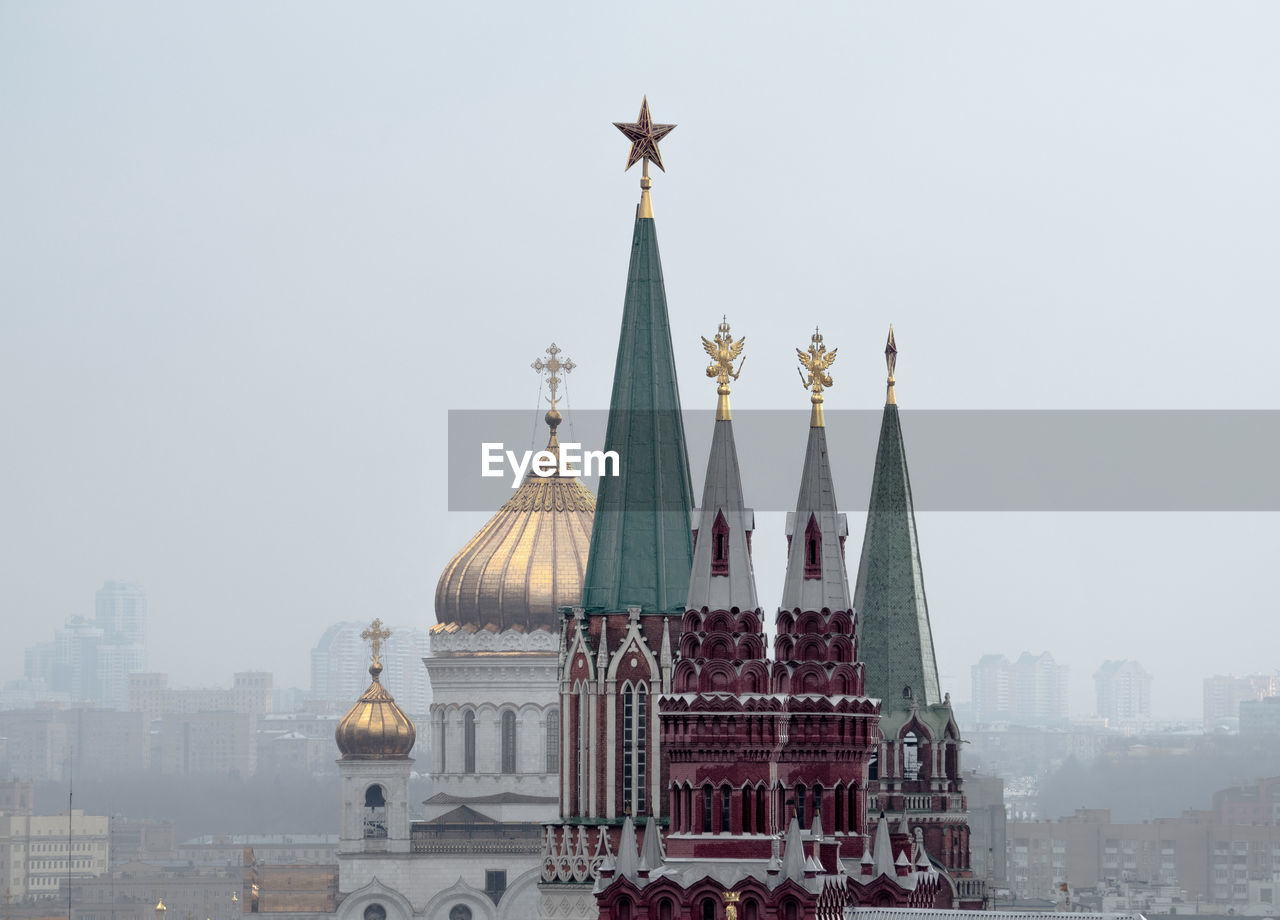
[4,3,1279,721]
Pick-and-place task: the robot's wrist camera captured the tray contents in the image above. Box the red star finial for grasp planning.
[613,96,676,172]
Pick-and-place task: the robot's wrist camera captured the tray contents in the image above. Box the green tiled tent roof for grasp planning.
[853,402,942,709]
[580,214,695,613]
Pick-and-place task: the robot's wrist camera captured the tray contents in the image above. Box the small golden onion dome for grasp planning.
[334,660,416,759]
[434,410,595,633]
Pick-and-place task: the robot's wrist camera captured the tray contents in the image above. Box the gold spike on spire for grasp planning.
[614,97,676,219]
[797,328,837,427]
[702,317,745,421]
[532,342,576,452]
[885,324,898,405]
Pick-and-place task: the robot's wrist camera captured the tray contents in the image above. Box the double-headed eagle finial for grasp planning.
[701,317,745,421]
[614,97,675,219]
[797,328,838,428]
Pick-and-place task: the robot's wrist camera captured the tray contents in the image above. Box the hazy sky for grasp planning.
[3,2,1278,720]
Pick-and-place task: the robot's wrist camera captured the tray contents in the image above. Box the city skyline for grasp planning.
[4,3,1280,721]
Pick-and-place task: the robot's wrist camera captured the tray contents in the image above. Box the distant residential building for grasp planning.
[0,778,34,815]
[310,622,429,716]
[1241,696,1280,736]
[1204,674,1280,731]
[158,710,256,776]
[965,773,1008,884]
[109,817,176,864]
[0,809,109,900]
[22,581,148,710]
[1008,777,1280,906]
[95,579,147,646]
[1094,659,1152,725]
[971,651,1069,726]
[74,862,242,920]
[178,833,339,866]
[129,670,274,722]
[0,707,148,781]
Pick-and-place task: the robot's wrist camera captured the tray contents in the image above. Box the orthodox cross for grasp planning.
[361,618,392,666]
[701,317,746,421]
[797,328,838,427]
[532,343,575,410]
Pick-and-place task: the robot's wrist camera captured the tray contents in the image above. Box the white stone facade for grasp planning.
[425,628,561,812]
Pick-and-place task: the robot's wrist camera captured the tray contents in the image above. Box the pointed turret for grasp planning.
[853,326,942,706]
[582,99,695,613]
[871,813,896,879]
[781,815,807,882]
[615,814,640,879]
[686,318,757,612]
[639,816,664,873]
[781,329,850,612]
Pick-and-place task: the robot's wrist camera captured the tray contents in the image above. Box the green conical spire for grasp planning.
[853,333,942,709]
[580,213,695,613]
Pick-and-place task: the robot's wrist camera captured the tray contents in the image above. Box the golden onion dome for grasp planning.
[434,409,595,633]
[335,651,416,760]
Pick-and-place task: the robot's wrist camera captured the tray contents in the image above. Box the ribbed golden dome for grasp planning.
[434,413,595,633]
[335,660,416,759]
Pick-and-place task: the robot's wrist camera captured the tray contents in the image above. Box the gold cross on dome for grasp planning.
[361,618,392,665]
[532,343,576,410]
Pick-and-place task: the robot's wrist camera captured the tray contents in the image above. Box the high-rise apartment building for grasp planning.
[310,622,428,716]
[22,581,148,709]
[1204,674,1280,730]
[971,651,1069,726]
[1094,659,1152,725]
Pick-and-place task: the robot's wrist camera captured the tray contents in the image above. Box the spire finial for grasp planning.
[360,618,392,679]
[885,324,898,405]
[532,342,576,449]
[797,327,838,428]
[701,317,745,421]
[614,97,676,219]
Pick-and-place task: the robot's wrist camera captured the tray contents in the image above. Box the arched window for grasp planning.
[545,706,560,774]
[743,899,760,920]
[621,682,647,816]
[835,784,846,833]
[701,898,716,920]
[463,710,476,774]
[576,684,589,813]
[795,783,806,827]
[903,731,919,780]
[812,783,824,832]
[720,783,731,833]
[436,709,447,774]
[711,510,729,576]
[501,710,517,774]
[616,897,633,920]
[804,514,822,579]
[363,785,387,839]
[702,784,713,833]
[658,900,674,920]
